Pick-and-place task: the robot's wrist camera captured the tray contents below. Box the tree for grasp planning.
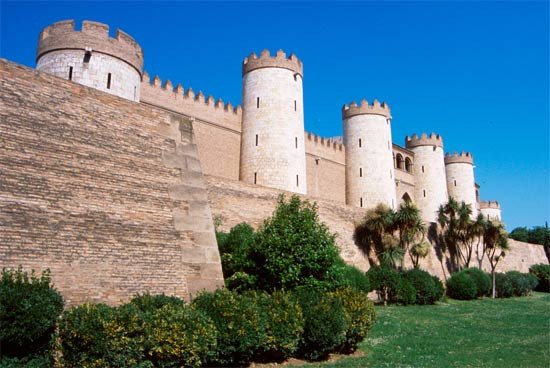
[410,242,431,269]
[473,214,488,269]
[353,204,401,268]
[437,198,473,270]
[394,201,426,268]
[508,226,529,242]
[483,220,510,298]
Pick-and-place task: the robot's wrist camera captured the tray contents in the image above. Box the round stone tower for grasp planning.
[405,133,448,222]
[479,201,502,221]
[445,152,478,217]
[240,49,307,194]
[343,99,395,210]
[36,20,143,102]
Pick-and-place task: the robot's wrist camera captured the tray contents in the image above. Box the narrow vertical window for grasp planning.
[359,168,362,177]
[360,197,363,208]
[422,165,425,173]
[359,138,362,148]
[255,134,258,146]
[68,66,73,81]
[423,190,426,197]
[294,100,297,111]
[107,73,112,89]
[296,175,299,187]
[254,172,257,184]
[454,180,457,186]
[316,159,319,165]
[257,97,260,108]
[295,137,298,148]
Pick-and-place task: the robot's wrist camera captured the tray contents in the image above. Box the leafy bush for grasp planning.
[250,195,342,291]
[331,288,376,353]
[129,292,184,311]
[494,272,514,298]
[337,262,371,292]
[462,268,491,297]
[294,288,347,361]
[0,267,63,362]
[446,272,477,300]
[0,355,53,368]
[254,291,304,362]
[529,263,550,292]
[402,269,443,305]
[432,275,445,301]
[366,266,402,305]
[191,289,265,366]
[505,271,538,297]
[396,278,417,305]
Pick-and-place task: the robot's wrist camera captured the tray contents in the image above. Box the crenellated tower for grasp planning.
[479,201,502,221]
[445,152,478,217]
[405,133,448,222]
[240,49,307,194]
[36,20,143,102]
[343,100,396,209]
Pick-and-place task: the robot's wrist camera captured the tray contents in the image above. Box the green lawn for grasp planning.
[304,292,550,368]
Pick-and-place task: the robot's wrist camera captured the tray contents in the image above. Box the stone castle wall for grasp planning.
[0,59,223,306]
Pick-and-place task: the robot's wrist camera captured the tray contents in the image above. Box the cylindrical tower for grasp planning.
[479,201,502,221]
[240,49,307,194]
[36,20,143,102]
[343,100,395,210]
[445,152,478,217]
[405,133,448,222]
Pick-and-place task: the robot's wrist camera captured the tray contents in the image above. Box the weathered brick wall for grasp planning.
[0,59,223,306]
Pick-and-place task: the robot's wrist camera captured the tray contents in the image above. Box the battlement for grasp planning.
[342,99,391,119]
[242,49,303,77]
[444,151,473,165]
[405,133,444,148]
[37,20,143,74]
[479,200,500,209]
[305,132,344,151]
[141,72,242,117]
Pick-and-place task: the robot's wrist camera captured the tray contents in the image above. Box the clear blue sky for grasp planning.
[1,1,548,230]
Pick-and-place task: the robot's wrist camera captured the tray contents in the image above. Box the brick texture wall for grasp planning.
[0,59,223,306]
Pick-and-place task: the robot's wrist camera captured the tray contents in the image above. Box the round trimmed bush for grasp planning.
[366,266,402,305]
[402,269,443,305]
[338,263,371,293]
[396,278,417,305]
[446,272,477,300]
[330,288,376,353]
[293,288,347,361]
[495,273,514,298]
[191,289,265,367]
[0,268,63,361]
[505,271,537,297]
[254,291,304,362]
[462,268,491,297]
[529,264,549,292]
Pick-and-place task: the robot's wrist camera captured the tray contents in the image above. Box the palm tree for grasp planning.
[483,220,510,298]
[353,204,398,267]
[437,198,475,270]
[472,213,488,269]
[410,241,431,268]
[394,201,426,268]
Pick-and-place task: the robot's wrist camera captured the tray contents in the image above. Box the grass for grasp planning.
[303,292,550,368]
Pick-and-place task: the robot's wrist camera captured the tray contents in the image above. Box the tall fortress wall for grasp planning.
[0,19,545,305]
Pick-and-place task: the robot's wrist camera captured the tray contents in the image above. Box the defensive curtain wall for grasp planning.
[0,60,224,306]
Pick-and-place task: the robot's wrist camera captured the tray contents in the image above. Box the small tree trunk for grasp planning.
[492,269,496,299]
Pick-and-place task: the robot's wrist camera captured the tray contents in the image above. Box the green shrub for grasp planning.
[250,195,342,291]
[396,278,417,305]
[505,271,538,297]
[191,289,265,366]
[529,263,550,292]
[495,273,514,298]
[129,293,184,312]
[446,272,477,300]
[338,262,371,292]
[401,269,443,305]
[366,266,402,305]
[330,288,376,353]
[253,291,304,362]
[0,355,53,368]
[0,267,63,362]
[294,288,347,361]
[462,268,491,297]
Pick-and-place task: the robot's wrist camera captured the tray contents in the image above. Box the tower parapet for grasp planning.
[479,201,502,221]
[37,20,143,74]
[36,20,143,101]
[445,152,473,165]
[342,99,391,119]
[242,49,303,77]
[405,133,443,148]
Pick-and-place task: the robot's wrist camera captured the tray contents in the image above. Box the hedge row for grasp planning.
[366,266,444,305]
[529,263,549,292]
[446,268,539,300]
[58,288,375,367]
